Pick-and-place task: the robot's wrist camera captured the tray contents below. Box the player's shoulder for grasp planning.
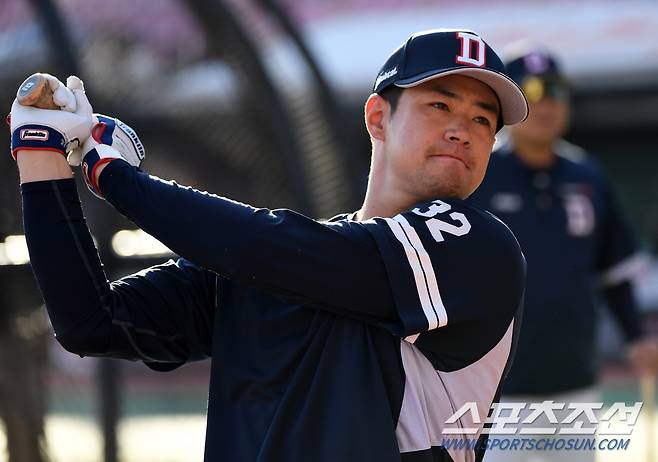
[407,197,519,236]
[329,200,524,268]
[326,199,512,231]
[357,199,525,333]
[364,198,524,266]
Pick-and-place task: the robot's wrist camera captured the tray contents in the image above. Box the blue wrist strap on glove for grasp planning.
[10,123,67,160]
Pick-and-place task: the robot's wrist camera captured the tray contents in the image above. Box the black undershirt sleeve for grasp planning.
[21,178,216,367]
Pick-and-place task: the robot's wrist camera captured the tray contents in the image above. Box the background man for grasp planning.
[468,47,658,462]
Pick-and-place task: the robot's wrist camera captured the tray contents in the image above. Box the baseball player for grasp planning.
[11,30,529,462]
[468,47,658,462]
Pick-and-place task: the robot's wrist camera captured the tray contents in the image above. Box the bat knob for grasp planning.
[17,74,42,99]
[16,73,60,110]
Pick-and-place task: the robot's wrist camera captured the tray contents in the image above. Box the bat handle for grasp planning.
[16,73,60,110]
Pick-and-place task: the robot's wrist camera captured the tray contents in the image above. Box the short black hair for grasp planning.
[377,86,403,114]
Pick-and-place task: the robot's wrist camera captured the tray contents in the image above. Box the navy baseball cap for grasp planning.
[373,29,529,126]
[505,49,564,84]
[505,49,570,103]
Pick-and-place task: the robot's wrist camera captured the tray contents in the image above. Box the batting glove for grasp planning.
[8,75,92,164]
[81,114,145,199]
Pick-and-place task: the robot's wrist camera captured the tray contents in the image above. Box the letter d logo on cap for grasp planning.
[455,32,486,67]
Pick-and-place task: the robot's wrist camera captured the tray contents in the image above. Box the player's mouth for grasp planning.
[429,153,469,169]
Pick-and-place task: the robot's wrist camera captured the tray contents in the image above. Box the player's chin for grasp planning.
[422,174,472,200]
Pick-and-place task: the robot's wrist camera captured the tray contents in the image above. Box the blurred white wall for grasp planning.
[280,0,658,94]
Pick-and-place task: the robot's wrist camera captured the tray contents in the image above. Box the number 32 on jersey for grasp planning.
[412,200,471,243]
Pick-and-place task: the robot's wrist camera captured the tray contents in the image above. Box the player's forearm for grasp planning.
[16,150,73,183]
[21,178,113,353]
[21,179,177,359]
[98,160,398,321]
[22,177,216,364]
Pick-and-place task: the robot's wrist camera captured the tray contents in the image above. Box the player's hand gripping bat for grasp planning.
[10,73,92,164]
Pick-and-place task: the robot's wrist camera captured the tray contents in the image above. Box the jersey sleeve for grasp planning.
[359,199,526,337]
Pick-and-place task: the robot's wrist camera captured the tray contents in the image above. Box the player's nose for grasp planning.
[443,118,471,146]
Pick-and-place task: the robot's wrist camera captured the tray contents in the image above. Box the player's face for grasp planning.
[382,75,499,200]
[511,96,569,145]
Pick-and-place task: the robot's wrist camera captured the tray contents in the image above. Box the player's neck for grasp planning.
[356,175,416,221]
[512,137,556,169]
[356,191,405,221]
[356,149,433,221]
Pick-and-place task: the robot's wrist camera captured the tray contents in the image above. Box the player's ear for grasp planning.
[364,93,388,142]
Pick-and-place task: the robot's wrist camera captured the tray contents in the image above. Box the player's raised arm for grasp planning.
[12,77,217,367]
[85,148,525,337]
[86,155,403,327]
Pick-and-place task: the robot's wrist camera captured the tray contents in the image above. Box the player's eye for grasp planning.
[430,102,449,111]
[474,115,492,127]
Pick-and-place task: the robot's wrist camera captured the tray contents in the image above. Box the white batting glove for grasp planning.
[9,75,92,163]
[80,114,145,199]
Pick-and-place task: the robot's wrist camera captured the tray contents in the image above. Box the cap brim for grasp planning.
[396,68,529,126]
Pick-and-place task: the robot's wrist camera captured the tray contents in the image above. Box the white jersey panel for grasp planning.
[396,320,515,462]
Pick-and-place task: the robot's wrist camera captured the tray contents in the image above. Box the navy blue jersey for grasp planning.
[22,161,525,462]
[468,140,643,395]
